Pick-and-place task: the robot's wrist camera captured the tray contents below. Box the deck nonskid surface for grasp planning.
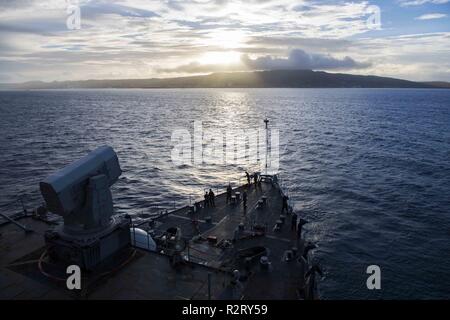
[153,180,308,299]
[0,180,309,299]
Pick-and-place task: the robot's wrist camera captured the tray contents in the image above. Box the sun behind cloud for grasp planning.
[206,30,247,49]
[199,51,242,65]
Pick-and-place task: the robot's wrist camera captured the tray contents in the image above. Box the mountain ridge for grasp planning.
[1,69,448,89]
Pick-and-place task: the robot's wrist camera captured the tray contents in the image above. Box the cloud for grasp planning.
[0,19,67,36]
[82,1,159,19]
[247,37,352,51]
[0,1,449,82]
[415,13,448,20]
[344,32,450,81]
[158,61,245,73]
[0,0,33,10]
[398,0,449,6]
[160,49,371,74]
[242,49,371,71]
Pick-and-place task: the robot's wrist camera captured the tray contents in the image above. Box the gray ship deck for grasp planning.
[0,216,232,299]
[0,178,314,300]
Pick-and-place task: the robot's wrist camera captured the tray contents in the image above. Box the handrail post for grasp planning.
[0,212,31,233]
[19,197,27,215]
[208,272,212,300]
[131,216,135,247]
[187,242,190,261]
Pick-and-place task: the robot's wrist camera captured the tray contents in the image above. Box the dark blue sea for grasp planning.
[0,88,449,299]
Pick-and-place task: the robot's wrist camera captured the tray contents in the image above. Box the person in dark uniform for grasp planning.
[226,184,232,204]
[253,172,258,186]
[245,171,251,186]
[204,191,209,208]
[281,194,289,214]
[209,189,215,207]
[297,218,308,239]
[291,213,297,231]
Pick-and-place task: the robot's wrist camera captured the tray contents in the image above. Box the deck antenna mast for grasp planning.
[264,117,269,175]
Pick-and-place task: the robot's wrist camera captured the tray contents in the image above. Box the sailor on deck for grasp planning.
[245,171,251,186]
[226,184,232,204]
[281,194,289,214]
[204,191,209,208]
[291,213,297,231]
[297,218,308,240]
[242,190,248,212]
[209,189,216,207]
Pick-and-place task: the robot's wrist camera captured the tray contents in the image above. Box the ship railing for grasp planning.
[276,174,295,211]
[184,243,221,263]
[0,193,37,225]
[0,193,35,213]
[187,176,250,207]
[131,227,219,265]
[134,173,280,225]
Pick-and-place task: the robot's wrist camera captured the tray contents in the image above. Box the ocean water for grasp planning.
[0,88,449,299]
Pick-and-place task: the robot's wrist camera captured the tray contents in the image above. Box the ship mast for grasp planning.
[264,117,269,175]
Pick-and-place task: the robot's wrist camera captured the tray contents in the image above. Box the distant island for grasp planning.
[1,70,449,89]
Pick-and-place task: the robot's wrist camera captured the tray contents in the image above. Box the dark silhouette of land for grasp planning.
[422,81,450,89]
[1,70,448,89]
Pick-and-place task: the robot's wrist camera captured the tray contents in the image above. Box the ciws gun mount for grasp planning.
[40,146,131,270]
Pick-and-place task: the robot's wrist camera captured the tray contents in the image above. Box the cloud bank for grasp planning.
[398,0,449,6]
[0,0,449,82]
[242,49,371,71]
[415,13,448,20]
[160,49,371,74]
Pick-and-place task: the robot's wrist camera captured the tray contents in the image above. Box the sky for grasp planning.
[0,0,449,83]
